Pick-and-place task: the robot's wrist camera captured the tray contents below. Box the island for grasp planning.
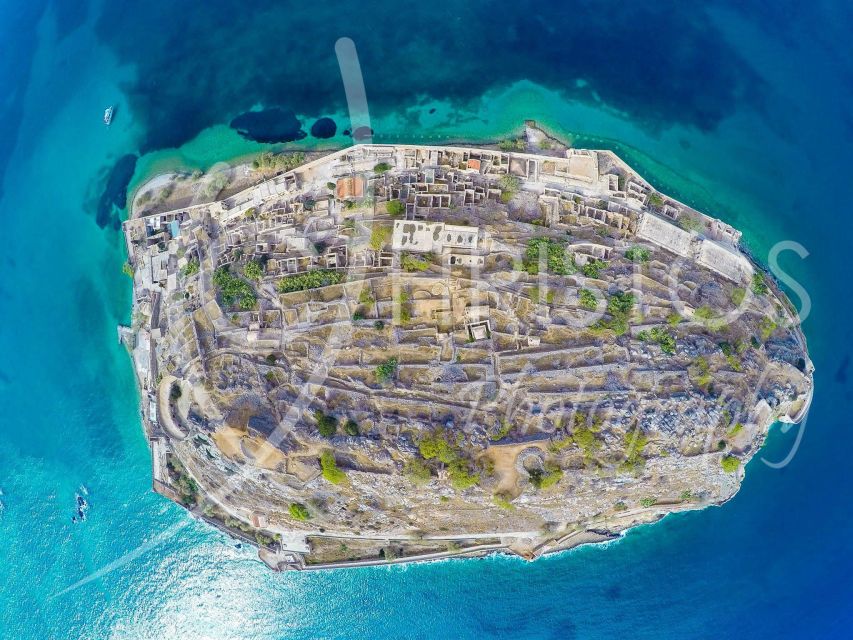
[121,124,813,570]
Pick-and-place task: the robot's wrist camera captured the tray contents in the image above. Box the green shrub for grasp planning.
[614,501,628,512]
[276,269,345,293]
[721,455,740,473]
[403,458,432,485]
[289,503,311,521]
[344,419,360,436]
[314,410,338,438]
[524,237,576,276]
[649,327,676,355]
[647,192,664,208]
[751,273,769,296]
[213,266,257,310]
[386,199,405,216]
[499,174,521,197]
[244,260,263,281]
[731,287,746,306]
[666,311,682,327]
[448,459,480,490]
[759,316,777,340]
[418,432,458,464]
[122,262,135,278]
[581,258,608,278]
[528,462,563,490]
[375,357,399,384]
[640,497,657,507]
[490,420,512,441]
[579,288,598,310]
[370,224,392,250]
[493,493,515,510]
[182,258,200,277]
[624,246,651,263]
[320,450,347,484]
[727,423,744,438]
[374,162,392,174]
[401,253,431,272]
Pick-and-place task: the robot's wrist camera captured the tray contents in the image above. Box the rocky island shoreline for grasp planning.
[121,125,813,570]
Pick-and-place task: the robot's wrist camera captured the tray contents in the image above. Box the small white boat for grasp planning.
[104,105,114,126]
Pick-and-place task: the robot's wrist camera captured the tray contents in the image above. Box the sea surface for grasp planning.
[0,1,851,638]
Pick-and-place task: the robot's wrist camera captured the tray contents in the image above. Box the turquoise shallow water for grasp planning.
[0,1,851,638]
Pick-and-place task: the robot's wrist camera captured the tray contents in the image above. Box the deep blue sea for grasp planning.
[1,1,851,638]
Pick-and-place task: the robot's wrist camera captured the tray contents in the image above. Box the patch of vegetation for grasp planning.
[694,305,726,331]
[373,320,385,330]
[252,151,305,172]
[386,199,405,216]
[243,260,263,281]
[759,316,777,340]
[373,162,392,174]
[168,457,199,508]
[401,253,431,272]
[182,258,200,277]
[370,224,392,250]
[276,269,346,293]
[579,288,598,310]
[614,501,628,512]
[624,246,651,263]
[418,431,458,464]
[731,287,746,306]
[640,497,657,508]
[594,291,635,335]
[320,450,346,484]
[344,419,360,436]
[489,419,512,442]
[403,458,432,485]
[289,503,311,521]
[581,258,608,279]
[647,192,664,208]
[396,290,411,324]
[524,237,576,276]
[498,174,521,203]
[570,412,604,460]
[689,356,712,388]
[680,490,694,502]
[751,272,769,296]
[677,214,705,233]
[647,327,676,355]
[358,288,375,308]
[721,455,741,473]
[619,428,649,473]
[666,311,682,327]
[727,423,744,438]
[448,459,480,490]
[528,462,563,490]
[375,357,398,384]
[122,262,134,278]
[493,492,515,510]
[314,410,338,438]
[213,266,257,310]
[498,138,525,151]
